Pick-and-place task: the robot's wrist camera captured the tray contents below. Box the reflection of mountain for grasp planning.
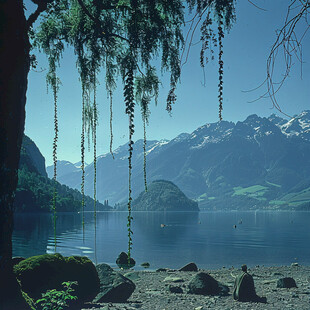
[51,111,310,210]
[132,211,199,245]
[13,212,92,258]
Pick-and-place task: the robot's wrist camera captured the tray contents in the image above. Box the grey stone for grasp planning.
[141,262,150,268]
[124,271,140,281]
[179,262,198,272]
[156,268,169,272]
[188,272,224,296]
[277,277,297,288]
[94,263,135,303]
[163,276,184,283]
[168,285,183,294]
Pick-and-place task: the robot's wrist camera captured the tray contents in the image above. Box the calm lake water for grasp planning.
[12,211,310,270]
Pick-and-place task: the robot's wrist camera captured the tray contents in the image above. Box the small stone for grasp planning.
[163,276,184,283]
[277,277,297,288]
[156,268,168,272]
[124,271,140,281]
[195,307,204,310]
[141,262,150,268]
[168,285,183,294]
[291,262,299,267]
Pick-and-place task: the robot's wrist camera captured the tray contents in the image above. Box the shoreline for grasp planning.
[83,264,310,310]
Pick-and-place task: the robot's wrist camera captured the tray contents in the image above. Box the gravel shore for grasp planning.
[83,264,310,310]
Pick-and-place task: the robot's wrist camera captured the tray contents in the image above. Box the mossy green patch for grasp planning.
[14,254,100,304]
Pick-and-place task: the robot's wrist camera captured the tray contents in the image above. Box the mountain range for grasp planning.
[16,135,110,212]
[47,110,310,210]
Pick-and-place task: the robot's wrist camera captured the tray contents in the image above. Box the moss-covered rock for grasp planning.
[13,254,100,304]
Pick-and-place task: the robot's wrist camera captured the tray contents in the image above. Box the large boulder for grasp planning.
[116,252,135,269]
[93,263,135,303]
[188,272,228,296]
[277,277,297,288]
[13,254,100,304]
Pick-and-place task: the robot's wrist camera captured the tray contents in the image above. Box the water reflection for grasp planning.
[13,211,310,270]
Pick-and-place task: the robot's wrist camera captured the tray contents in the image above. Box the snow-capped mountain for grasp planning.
[49,111,310,210]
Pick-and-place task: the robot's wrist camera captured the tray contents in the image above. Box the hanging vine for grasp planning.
[52,80,58,253]
[124,65,135,261]
[81,86,86,235]
[218,14,224,120]
[142,115,148,192]
[93,81,97,220]
[109,91,114,159]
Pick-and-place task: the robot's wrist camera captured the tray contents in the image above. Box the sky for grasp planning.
[24,0,310,166]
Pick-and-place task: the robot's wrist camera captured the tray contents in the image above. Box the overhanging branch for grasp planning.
[26,0,50,29]
[76,0,130,43]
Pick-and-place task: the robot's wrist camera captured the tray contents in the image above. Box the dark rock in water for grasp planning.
[277,277,297,288]
[13,253,100,304]
[12,257,25,266]
[156,268,169,272]
[179,262,198,272]
[116,252,136,269]
[94,263,135,303]
[141,262,150,268]
[188,272,228,296]
[168,285,183,294]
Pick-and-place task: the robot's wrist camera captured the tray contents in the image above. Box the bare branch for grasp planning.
[247,0,267,12]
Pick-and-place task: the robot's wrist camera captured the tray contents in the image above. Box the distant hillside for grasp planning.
[15,135,111,212]
[117,180,199,211]
[51,111,310,211]
[20,135,47,177]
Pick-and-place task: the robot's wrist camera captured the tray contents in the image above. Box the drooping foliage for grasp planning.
[33,0,236,259]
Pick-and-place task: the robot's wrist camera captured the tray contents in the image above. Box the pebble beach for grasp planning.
[83,264,310,310]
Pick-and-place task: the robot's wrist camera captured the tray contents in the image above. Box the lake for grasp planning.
[12,211,310,270]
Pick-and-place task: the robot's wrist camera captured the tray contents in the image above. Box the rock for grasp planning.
[124,271,140,281]
[141,262,150,268]
[277,277,297,288]
[188,272,227,296]
[156,268,169,272]
[291,262,299,267]
[12,257,25,266]
[13,253,100,305]
[168,285,183,294]
[195,307,204,310]
[94,263,135,303]
[116,252,136,269]
[163,276,184,283]
[179,262,198,272]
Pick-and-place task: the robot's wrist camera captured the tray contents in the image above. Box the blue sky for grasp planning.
[25,1,310,166]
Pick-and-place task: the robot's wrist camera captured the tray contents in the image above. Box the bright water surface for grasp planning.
[12,211,310,270]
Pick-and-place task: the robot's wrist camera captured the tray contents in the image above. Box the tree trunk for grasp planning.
[0,0,31,308]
